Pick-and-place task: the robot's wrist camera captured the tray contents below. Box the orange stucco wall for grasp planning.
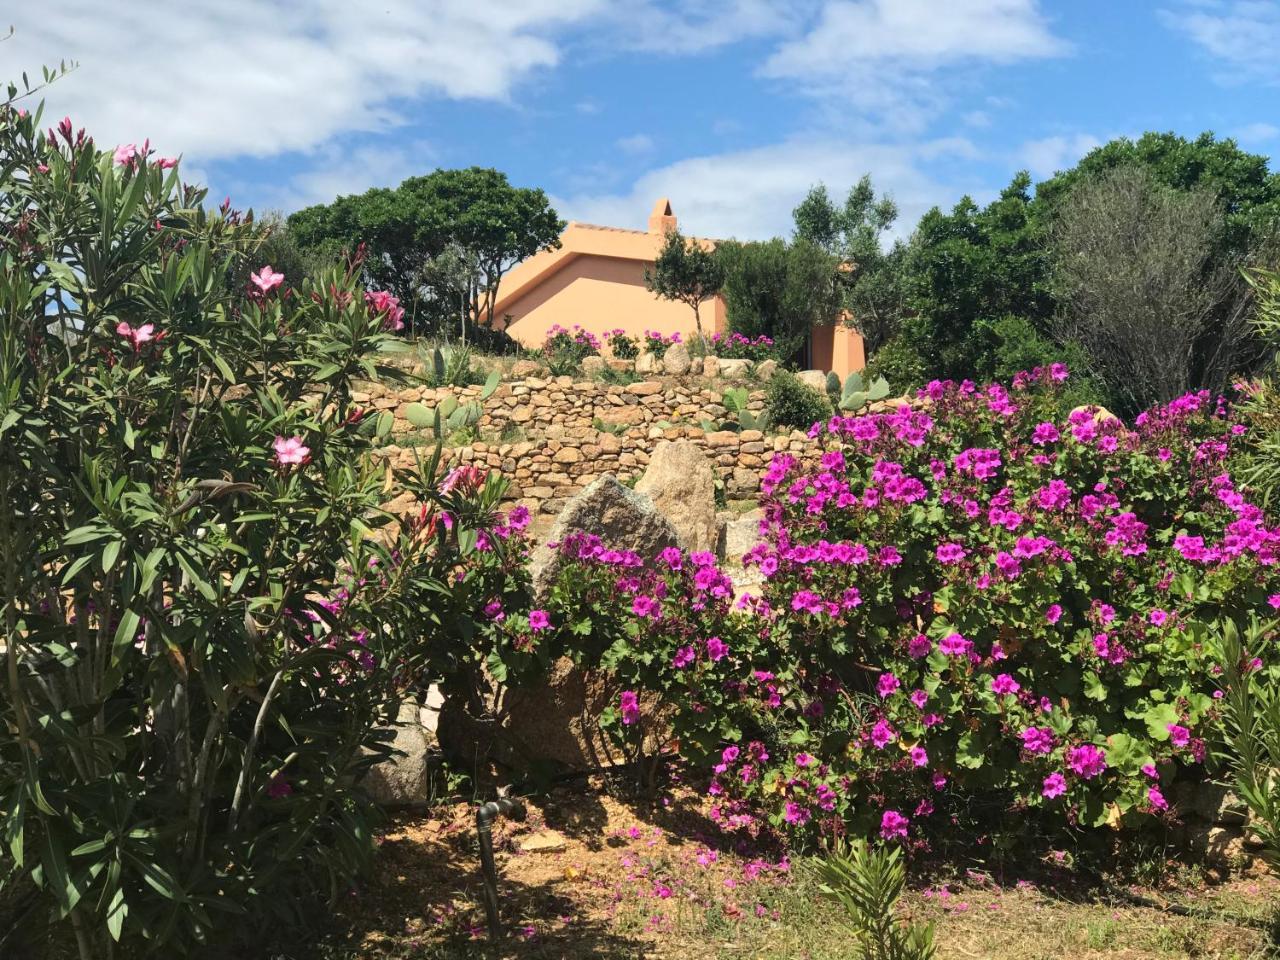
[809,323,867,379]
[499,253,727,348]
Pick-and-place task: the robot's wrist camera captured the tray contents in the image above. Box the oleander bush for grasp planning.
[539,364,1280,850]
[0,101,531,958]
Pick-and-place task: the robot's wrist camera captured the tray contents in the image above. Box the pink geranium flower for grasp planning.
[272,435,310,466]
[528,609,551,632]
[1041,772,1067,798]
[880,809,909,840]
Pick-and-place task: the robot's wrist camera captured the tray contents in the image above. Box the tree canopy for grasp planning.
[716,237,841,361]
[645,229,724,342]
[288,167,563,340]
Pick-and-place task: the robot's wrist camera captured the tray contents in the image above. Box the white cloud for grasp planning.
[1235,121,1280,144]
[616,133,656,155]
[4,0,604,163]
[555,138,976,241]
[1161,1,1280,84]
[604,0,808,55]
[1018,133,1102,179]
[759,0,1068,131]
[243,141,436,214]
[963,110,993,129]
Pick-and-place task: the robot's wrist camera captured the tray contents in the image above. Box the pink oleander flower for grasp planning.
[990,673,1020,696]
[272,435,311,466]
[1067,744,1107,779]
[880,809,909,840]
[1167,723,1190,747]
[1042,772,1067,798]
[113,142,139,166]
[115,320,157,350]
[528,609,551,632]
[251,265,285,295]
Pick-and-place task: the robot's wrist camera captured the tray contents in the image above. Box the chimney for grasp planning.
[648,198,677,234]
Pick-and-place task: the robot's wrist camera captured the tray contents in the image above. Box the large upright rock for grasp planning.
[530,475,683,597]
[635,352,658,376]
[662,342,692,376]
[635,440,718,553]
[797,369,829,392]
[364,699,437,807]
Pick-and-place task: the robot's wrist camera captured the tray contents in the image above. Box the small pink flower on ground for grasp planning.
[272,435,310,466]
[1042,772,1067,798]
[880,809,909,840]
[251,264,285,294]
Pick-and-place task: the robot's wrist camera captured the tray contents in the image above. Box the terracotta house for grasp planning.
[491,199,865,377]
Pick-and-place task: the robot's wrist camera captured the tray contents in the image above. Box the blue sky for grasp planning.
[7,1,1278,241]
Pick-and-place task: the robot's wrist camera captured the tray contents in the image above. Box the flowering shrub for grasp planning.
[542,365,1280,848]
[711,331,778,363]
[0,102,529,957]
[604,328,639,360]
[643,329,681,360]
[541,323,600,374]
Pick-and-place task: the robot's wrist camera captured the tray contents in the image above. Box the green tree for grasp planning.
[900,172,1054,382]
[716,237,841,360]
[794,176,906,355]
[289,167,564,341]
[645,229,724,344]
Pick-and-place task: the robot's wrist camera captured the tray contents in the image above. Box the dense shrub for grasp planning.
[863,336,927,396]
[0,105,530,956]
[643,329,681,360]
[539,366,1280,851]
[710,331,778,363]
[541,323,600,375]
[765,370,833,431]
[605,328,639,360]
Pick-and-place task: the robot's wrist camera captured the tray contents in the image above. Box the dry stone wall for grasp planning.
[355,371,820,519]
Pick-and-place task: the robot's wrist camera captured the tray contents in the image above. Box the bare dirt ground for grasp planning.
[288,783,1279,960]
